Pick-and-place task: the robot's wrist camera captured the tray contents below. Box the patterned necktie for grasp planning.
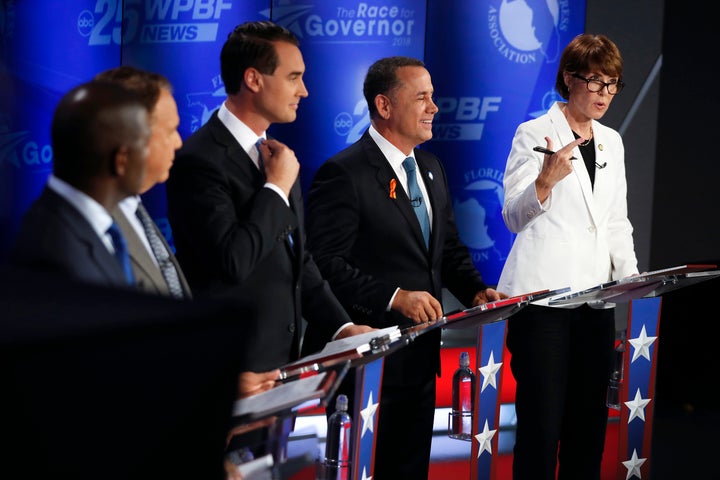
[135,203,185,299]
[255,138,265,176]
[107,221,135,284]
[402,157,430,248]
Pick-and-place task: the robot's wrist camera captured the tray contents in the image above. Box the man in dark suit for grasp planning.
[305,56,506,479]
[10,80,150,287]
[95,66,192,299]
[166,21,372,375]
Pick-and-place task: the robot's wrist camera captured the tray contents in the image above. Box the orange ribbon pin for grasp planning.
[389,178,397,199]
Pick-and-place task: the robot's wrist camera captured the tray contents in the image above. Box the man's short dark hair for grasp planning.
[220,21,300,95]
[363,56,425,119]
[95,65,173,114]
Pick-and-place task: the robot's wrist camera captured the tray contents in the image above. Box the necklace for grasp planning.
[577,126,593,146]
[563,106,593,146]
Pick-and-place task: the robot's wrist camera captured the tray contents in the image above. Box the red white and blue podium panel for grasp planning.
[616,297,661,480]
[352,359,383,480]
[471,319,507,480]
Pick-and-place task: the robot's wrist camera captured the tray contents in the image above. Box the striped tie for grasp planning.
[135,203,184,299]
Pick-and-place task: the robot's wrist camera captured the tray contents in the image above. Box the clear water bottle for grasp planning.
[449,351,475,441]
[607,330,626,410]
[323,394,352,480]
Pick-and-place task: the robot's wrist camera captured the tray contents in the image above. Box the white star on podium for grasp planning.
[360,466,372,480]
[629,325,657,362]
[625,388,652,423]
[360,391,378,438]
[478,350,503,392]
[622,448,646,479]
[474,419,497,458]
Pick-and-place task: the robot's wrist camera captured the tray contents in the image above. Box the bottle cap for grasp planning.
[336,394,348,412]
[460,351,470,367]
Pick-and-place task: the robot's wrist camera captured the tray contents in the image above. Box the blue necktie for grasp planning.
[402,157,430,248]
[135,203,185,299]
[107,221,135,284]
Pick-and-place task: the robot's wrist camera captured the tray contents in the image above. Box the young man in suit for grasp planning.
[95,66,192,299]
[305,56,506,479]
[11,80,150,287]
[166,21,372,375]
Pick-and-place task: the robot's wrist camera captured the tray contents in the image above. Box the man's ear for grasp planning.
[244,67,263,93]
[111,146,129,177]
[375,94,392,120]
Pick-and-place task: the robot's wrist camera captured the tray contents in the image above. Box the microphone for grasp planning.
[595,161,607,169]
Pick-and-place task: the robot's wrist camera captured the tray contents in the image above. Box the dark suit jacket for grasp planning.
[112,202,192,299]
[305,130,488,386]
[166,110,352,372]
[10,186,130,288]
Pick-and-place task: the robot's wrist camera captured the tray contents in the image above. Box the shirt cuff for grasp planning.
[263,183,290,207]
[331,322,354,341]
[387,287,399,311]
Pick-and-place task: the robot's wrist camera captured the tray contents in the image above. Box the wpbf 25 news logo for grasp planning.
[332,94,505,144]
[76,0,232,45]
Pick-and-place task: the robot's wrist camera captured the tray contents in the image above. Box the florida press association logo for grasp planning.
[77,0,232,46]
[488,0,572,64]
[184,74,225,133]
[453,166,513,271]
[268,2,418,44]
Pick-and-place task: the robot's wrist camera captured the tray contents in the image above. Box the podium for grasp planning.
[250,297,540,480]
[228,360,353,479]
[466,288,569,479]
[469,265,720,480]
[228,326,409,479]
[345,294,548,480]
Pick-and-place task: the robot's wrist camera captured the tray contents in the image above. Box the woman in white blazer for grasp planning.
[497,34,639,480]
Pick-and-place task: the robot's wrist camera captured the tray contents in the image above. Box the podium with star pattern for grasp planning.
[345,334,411,479]
[469,266,719,480]
[347,295,539,479]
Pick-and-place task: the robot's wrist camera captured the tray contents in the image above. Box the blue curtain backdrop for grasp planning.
[0,0,586,281]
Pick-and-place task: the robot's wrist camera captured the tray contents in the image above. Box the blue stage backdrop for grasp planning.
[268,0,427,195]
[424,0,585,285]
[1,0,586,271]
[0,0,120,259]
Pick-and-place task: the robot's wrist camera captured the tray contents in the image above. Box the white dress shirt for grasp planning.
[218,102,289,206]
